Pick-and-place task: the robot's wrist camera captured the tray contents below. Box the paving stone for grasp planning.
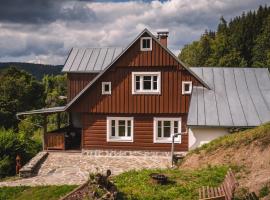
[0,152,170,186]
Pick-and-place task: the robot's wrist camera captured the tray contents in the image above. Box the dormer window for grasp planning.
[182,81,192,94]
[102,82,111,95]
[132,72,161,94]
[140,37,152,51]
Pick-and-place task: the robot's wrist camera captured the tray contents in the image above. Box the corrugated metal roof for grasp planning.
[16,106,65,116]
[62,47,124,73]
[187,67,270,127]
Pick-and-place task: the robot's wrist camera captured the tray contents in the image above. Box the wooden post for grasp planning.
[16,155,21,174]
[57,113,61,129]
[43,114,47,151]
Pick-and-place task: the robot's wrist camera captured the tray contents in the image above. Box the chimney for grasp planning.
[157,29,169,47]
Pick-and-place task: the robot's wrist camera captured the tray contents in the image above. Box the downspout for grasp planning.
[171,133,182,167]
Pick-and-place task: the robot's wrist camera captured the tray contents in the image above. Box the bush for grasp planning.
[0,128,42,178]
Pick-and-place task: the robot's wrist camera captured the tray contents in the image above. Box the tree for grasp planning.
[252,15,270,68]
[179,5,270,68]
[0,67,45,129]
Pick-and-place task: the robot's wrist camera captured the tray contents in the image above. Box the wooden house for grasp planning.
[18,29,270,155]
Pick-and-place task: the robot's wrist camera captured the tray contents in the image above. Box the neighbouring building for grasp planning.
[18,28,270,156]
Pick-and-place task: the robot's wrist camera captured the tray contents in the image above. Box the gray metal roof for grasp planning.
[187,67,270,127]
[62,47,124,73]
[16,106,65,116]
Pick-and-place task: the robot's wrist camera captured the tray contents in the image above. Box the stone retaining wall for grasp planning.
[19,151,48,178]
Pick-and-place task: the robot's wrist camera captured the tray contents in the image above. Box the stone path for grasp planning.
[0,152,170,186]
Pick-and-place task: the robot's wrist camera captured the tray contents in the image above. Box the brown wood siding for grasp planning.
[67,73,98,102]
[82,114,188,151]
[68,32,202,114]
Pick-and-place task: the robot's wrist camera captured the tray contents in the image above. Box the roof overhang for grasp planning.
[16,106,65,116]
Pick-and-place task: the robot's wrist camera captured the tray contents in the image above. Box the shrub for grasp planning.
[0,128,42,178]
[259,185,270,198]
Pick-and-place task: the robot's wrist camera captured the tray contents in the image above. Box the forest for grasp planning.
[179,5,270,68]
[0,67,66,178]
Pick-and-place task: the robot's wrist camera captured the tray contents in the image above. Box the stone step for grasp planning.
[19,151,48,178]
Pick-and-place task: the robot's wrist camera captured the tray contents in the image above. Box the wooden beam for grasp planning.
[43,114,47,151]
[57,113,61,129]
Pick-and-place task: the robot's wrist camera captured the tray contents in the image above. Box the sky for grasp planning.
[0,0,269,65]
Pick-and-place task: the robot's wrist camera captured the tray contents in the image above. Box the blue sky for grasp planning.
[0,0,269,64]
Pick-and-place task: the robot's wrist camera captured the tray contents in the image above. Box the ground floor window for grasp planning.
[153,117,181,143]
[107,117,133,142]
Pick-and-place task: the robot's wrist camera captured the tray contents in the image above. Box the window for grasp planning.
[107,117,133,142]
[132,72,161,94]
[182,81,192,94]
[102,82,111,95]
[153,118,181,143]
[140,37,152,51]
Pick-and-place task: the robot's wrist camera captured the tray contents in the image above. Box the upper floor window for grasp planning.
[140,37,152,51]
[107,117,133,142]
[102,82,111,95]
[132,72,161,94]
[182,81,192,94]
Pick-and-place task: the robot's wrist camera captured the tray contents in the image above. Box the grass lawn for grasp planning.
[113,166,228,200]
[0,185,77,200]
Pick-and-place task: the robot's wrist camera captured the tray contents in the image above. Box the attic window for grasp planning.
[182,81,192,94]
[102,82,111,95]
[140,37,152,51]
[132,72,161,94]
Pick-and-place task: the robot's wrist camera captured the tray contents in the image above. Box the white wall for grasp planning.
[188,127,229,150]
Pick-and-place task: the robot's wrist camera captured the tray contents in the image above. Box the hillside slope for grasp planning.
[0,62,62,80]
[181,123,270,198]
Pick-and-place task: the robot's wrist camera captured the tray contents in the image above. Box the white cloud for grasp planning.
[0,0,269,65]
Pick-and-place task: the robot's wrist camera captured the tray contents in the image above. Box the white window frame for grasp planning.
[140,37,152,51]
[132,72,161,94]
[153,117,181,143]
[107,117,134,142]
[182,81,192,94]
[102,82,111,95]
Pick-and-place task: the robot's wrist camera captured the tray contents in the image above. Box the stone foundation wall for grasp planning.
[82,149,182,157]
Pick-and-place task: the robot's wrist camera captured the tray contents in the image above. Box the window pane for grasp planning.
[104,84,110,92]
[153,81,157,90]
[185,83,190,92]
[146,39,150,48]
[163,121,171,137]
[111,120,115,136]
[143,76,151,90]
[135,76,140,90]
[143,39,150,48]
[174,121,178,133]
[118,120,126,137]
[127,121,131,137]
[136,81,140,90]
[158,121,162,137]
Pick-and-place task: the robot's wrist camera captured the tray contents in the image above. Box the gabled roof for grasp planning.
[187,67,270,127]
[64,28,210,110]
[62,47,124,73]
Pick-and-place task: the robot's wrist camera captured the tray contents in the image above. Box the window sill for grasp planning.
[132,91,161,95]
[107,138,133,143]
[154,139,181,144]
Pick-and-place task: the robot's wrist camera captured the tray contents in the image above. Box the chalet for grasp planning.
[17,28,270,156]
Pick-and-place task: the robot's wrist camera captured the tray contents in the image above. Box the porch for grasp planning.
[17,106,82,151]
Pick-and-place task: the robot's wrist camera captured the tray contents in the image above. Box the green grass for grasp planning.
[0,185,77,200]
[113,166,228,200]
[189,122,270,155]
